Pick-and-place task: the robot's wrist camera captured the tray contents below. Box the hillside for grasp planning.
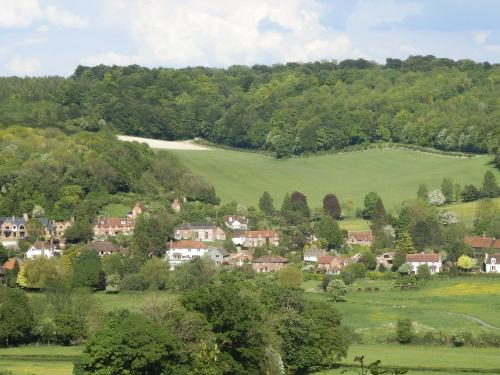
[168,146,499,209]
[0,56,499,159]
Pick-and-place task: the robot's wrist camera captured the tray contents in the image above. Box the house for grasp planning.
[208,248,230,265]
[174,222,226,242]
[171,197,182,213]
[0,258,21,285]
[252,255,288,273]
[464,236,500,252]
[0,215,55,240]
[231,230,246,246]
[25,241,56,259]
[165,240,210,268]
[303,248,327,263]
[228,250,253,267]
[128,203,145,219]
[223,215,248,230]
[93,216,136,238]
[484,253,500,273]
[346,231,373,247]
[85,241,126,257]
[245,230,279,248]
[377,252,395,269]
[317,254,357,274]
[405,253,442,274]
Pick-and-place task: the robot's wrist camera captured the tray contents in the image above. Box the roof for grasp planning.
[304,248,327,257]
[0,216,53,230]
[2,258,19,270]
[253,255,288,264]
[486,253,500,264]
[169,240,208,249]
[406,253,441,263]
[86,241,122,253]
[317,255,335,264]
[223,215,248,224]
[94,217,135,229]
[464,236,499,249]
[245,230,278,238]
[176,222,216,230]
[348,231,373,241]
[31,241,51,250]
[209,248,229,257]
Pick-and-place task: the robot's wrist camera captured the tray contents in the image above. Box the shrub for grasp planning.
[367,271,384,280]
[396,319,414,344]
[326,279,349,302]
[450,330,472,347]
[416,264,431,282]
[105,274,121,294]
[121,273,148,290]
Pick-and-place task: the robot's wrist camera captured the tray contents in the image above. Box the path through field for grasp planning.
[117,135,212,150]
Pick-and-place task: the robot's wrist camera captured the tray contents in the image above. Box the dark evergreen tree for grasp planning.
[481,171,499,198]
[258,191,274,215]
[323,194,341,219]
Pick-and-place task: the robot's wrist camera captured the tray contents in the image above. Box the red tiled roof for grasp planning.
[464,236,496,249]
[94,217,135,229]
[253,255,288,264]
[317,255,335,264]
[492,240,500,249]
[2,257,19,270]
[245,230,278,238]
[406,253,440,263]
[169,240,207,249]
[86,241,123,253]
[348,231,373,241]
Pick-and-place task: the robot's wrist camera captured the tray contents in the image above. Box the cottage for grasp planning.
[405,253,442,274]
[128,203,145,219]
[377,252,395,268]
[464,236,500,252]
[252,255,288,273]
[228,250,253,267]
[346,231,373,247]
[165,240,210,268]
[86,241,126,257]
[317,254,356,274]
[484,253,500,273]
[223,215,248,230]
[93,216,136,238]
[303,248,327,263]
[25,241,56,259]
[239,230,279,248]
[174,222,226,242]
[208,248,230,265]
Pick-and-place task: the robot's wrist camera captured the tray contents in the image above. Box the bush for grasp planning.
[416,264,431,282]
[340,263,367,285]
[121,273,148,291]
[105,274,121,294]
[450,330,472,347]
[367,271,384,280]
[396,319,414,344]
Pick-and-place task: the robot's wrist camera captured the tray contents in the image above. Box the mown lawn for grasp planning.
[169,148,498,208]
[94,290,178,312]
[304,277,500,342]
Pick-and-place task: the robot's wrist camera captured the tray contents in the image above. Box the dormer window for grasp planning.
[120,220,126,225]
[100,221,104,225]
[12,225,16,230]
[492,258,497,265]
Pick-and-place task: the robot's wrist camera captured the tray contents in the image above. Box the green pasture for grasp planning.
[94,290,177,312]
[305,277,500,343]
[169,148,498,209]
[447,197,500,226]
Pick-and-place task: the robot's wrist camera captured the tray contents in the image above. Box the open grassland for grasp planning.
[94,290,177,312]
[304,277,500,343]
[320,344,500,374]
[447,197,500,226]
[168,147,498,209]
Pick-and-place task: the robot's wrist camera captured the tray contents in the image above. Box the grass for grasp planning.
[169,147,499,208]
[319,344,500,374]
[99,203,131,217]
[94,290,177,312]
[447,198,500,226]
[304,277,500,344]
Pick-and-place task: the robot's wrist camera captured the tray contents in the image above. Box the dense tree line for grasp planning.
[0,126,218,222]
[1,56,499,158]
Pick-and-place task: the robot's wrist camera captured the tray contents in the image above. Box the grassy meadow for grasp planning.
[169,147,499,209]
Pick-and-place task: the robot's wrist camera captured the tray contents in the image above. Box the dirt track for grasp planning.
[118,135,211,150]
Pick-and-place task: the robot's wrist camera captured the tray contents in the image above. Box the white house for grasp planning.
[208,248,229,265]
[165,240,210,268]
[484,253,500,273]
[223,215,248,230]
[303,248,326,262]
[405,253,442,274]
[231,231,246,246]
[25,241,56,259]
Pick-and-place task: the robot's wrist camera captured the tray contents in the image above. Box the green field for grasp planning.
[305,277,500,343]
[169,148,498,209]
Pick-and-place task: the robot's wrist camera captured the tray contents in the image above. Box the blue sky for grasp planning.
[1,0,499,76]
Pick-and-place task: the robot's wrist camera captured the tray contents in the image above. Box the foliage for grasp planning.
[258,191,274,215]
[341,263,367,285]
[428,190,446,206]
[139,257,169,290]
[358,252,377,271]
[481,171,499,198]
[278,265,303,289]
[75,309,188,375]
[327,279,349,302]
[0,288,34,346]
[16,258,61,289]
[461,184,481,202]
[416,183,428,200]
[363,192,381,219]
[105,274,120,294]
[314,215,345,249]
[323,194,342,219]
[457,255,474,271]
[72,250,102,289]
[441,177,454,203]
[396,319,414,344]
[121,273,148,291]
[397,263,413,275]
[416,264,431,282]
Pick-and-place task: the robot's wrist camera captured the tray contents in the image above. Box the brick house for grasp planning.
[405,253,442,274]
[464,236,500,252]
[252,255,288,273]
[174,222,226,242]
[223,215,248,230]
[93,216,136,238]
[317,255,355,274]
[346,231,373,247]
[232,230,279,248]
[228,250,253,267]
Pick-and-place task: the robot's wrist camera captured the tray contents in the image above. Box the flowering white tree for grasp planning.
[428,190,446,206]
[31,205,45,218]
[439,210,458,225]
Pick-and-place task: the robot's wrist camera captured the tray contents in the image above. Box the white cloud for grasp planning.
[0,0,43,28]
[0,0,86,29]
[100,0,356,67]
[45,6,87,28]
[82,52,137,66]
[8,55,41,76]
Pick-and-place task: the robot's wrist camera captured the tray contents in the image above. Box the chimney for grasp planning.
[23,213,29,221]
[485,253,489,263]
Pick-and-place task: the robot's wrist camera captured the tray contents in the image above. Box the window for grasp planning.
[205,232,209,239]
[194,232,199,239]
[120,220,126,225]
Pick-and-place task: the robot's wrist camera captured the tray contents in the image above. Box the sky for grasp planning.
[1,0,500,76]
